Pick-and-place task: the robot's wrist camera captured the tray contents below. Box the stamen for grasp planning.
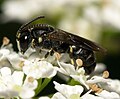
[54,52,61,60]
[76,59,83,67]
[28,76,35,83]
[19,61,24,68]
[2,37,10,46]
[89,84,103,93]
[102,70,109,78]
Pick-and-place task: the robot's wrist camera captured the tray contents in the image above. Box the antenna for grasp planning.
[18,16,45,31]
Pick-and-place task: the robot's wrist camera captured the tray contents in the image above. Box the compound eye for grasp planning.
[19,32,31,53]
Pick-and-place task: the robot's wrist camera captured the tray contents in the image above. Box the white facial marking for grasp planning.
[25,36,27,40]
[16,40,21,52]
[38,37,42,43]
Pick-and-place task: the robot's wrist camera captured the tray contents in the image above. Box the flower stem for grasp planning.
[35,78,52,96]
[67,78,80,85]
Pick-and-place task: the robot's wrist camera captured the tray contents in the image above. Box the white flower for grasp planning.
[0,48,10,60]
[52,92,67,99]
[87,75,120,94]
[0,67,23,98]
[6,52,25,70]
[70,74,88,89]
[83,5,102,25]
[19,76,38,98]
[52,81,120,99]
[106,79,120,95]
[96,90,120,99]
[0,67,37,98]
[57,61,89,89]
[58,17,101,42]
[102,5,120,29]
[57,61,76,76]
[82,93,104,99]
[0,47,13,69]
[0,42,25,70]
[39,96,51,99]
[23,59,57,79]
[101,0,120,29]
[1,0,84,21]
[90,78,120,95]
[87,76,110,84]
[87,74,120,98]
[53,81,83,99]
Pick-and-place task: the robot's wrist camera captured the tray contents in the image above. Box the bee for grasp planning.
[16,16,106,74]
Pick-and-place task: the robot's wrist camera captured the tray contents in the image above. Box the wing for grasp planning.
[48,28,106,53]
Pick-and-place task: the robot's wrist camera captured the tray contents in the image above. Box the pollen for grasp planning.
[3,37,10,46]
[28,76,35,83]
[76,58,83,67]
[89,84,103,93]
[19,61,24,68]
[102,70,109,78]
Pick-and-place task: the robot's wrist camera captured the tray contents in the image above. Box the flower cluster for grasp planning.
[0,37,120,99]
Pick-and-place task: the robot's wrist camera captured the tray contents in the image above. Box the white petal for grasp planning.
[0,81,7,91]
[96,90,120,99]
[82,93,104,99]
[19,88,35,98]
[0,90,18,98]
[87,76,110,84]
[37,61,57,78]
[0,67,11,76]
[12,71,24,86]
[23,76,38,90]
[102,6,120,29]
[57,61,76,75]
[23,60,57,79]
[71,75,89,89]
[52,92,66,99]
[7,53,24,70]
[106,79,120,94]
[0,49,10,58]
[77,67,85,75]
[53,81,83,98]
[39,96,51,99]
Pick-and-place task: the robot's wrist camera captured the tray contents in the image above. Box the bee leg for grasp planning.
[44,48,53,58]
[50,49,54,56]
[83,53,96,74]
[39,49,42,53]
[69,46,84,69]
[45,51,49,58]
[69,46,75,65]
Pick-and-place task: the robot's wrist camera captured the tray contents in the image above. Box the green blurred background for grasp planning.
[0,0,120,79]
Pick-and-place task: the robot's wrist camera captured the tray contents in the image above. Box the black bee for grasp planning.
[16,16,106,74]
